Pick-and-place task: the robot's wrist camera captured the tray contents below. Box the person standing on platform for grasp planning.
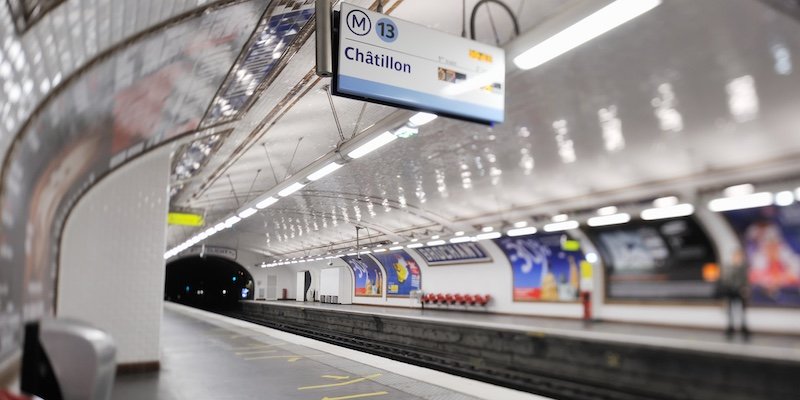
[722,249,750,339]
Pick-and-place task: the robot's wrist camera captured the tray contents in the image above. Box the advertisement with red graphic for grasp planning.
[372,250,421,297]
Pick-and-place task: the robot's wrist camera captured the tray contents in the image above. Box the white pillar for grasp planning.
[57,147,170,366]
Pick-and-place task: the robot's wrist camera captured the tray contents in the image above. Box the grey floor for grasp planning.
[112,306,480,400]
[248,300,800,362]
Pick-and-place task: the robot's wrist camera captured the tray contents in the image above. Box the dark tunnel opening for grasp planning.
[165,256,254,311]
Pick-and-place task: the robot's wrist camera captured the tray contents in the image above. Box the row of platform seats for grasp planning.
[421,293,492,307]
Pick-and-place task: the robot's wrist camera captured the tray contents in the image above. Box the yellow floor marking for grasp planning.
[321,375,351,380]
[298,374,381,390]
[322,391,388,400]
[235,349,276,355]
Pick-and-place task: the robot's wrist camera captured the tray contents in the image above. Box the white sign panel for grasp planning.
[334,4,505,124]
[182,246,237,261]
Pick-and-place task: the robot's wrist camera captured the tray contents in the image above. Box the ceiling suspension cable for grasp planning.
[470,0,520,41]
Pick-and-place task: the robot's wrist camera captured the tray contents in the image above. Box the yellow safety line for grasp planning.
[298,374,381,390]
[321,375,351,380]
[235,349,276,355]
[322,391,388,400]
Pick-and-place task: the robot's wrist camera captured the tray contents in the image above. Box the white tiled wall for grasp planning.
[57,147,170,364]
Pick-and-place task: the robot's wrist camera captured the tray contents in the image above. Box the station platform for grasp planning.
[243,300,800,362]
[223,300,800,400]
[112,303,543,400]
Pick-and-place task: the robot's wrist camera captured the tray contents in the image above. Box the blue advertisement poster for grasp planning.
[494,233,584,302]
[341,255,384,297]
[723,204,800,307]
[372,250,422,297]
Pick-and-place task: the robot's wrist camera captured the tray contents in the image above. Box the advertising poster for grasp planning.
[341,255,384,297]
[372,250,421,297]
[587,217,717,300]
[494,233,584,302]
[723,204,800,307]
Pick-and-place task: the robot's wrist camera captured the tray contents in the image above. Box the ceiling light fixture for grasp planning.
[238,208,257,219]
[278,182,306,197]
[449,236,473,244]
[408,112,438,126]
[543,220,579,232]
[307,162,343,181]
[475,232,502,241]
[511,0,662,70]
[256,196,278,209]
[506,226,538,237]
[587,213,630,227]
[708,192,773,212]
[641,203,694,220]
[347,131,397,159]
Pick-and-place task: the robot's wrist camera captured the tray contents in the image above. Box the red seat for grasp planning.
[455,293,465,304]
[464,294,476,305]
[436,293,447,304]
[445,293,455,304]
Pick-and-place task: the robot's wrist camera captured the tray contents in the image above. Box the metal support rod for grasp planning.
[325,85,346,142]
[315,0,333,77]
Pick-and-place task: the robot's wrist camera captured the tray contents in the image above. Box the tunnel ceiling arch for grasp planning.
[167,0,800,262]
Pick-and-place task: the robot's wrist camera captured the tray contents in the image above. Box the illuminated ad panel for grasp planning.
[372,250,421,297]
[495,233,587,302]
[723,204,800,307]
[586,217,717,301]
[340,255,384,297]
[333,3,505,125]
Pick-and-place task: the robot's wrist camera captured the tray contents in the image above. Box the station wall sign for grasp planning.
[333,3,505,125]
[413,242,492,266]
[182,246,237,261]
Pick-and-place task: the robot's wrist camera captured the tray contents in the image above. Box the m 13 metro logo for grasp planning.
[346,9,371,36]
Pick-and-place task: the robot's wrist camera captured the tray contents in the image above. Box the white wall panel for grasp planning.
[58,147,170,365]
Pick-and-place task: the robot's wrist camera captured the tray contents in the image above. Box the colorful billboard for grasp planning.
[341,255,384,297]
[494,233,585,302]
[372,250,422,297]
[722,204,800,307]
[587,217,718,300]
[413,242,491,266]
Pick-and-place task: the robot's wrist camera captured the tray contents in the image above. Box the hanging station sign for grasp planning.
[332,3,505,125]
[413,242,492,266]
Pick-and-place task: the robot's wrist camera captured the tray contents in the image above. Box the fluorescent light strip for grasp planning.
[214,222,226,231]
[373,248,387,253]
[278,182,306,197]
[408,112,438,126]
[238,207,257,219]
[476,232,502,240]
[450,236,473,244]
[407,243,424,249]
[347,131,397,159]
[426,240,446,246]
[513,221,528,228]
[224,216,241,228]
[256,196,278,209]
[587,213,630,227]
[389,246,404,251]
[506,226,538,237]
[307,162,343,181]
[543,220,579,232]
[775,191,795,206]
[641,203,694,220]
[708,192,773,212]
[514,0,662,70]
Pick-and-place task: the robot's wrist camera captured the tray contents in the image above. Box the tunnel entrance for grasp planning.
[165,256,254,311]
